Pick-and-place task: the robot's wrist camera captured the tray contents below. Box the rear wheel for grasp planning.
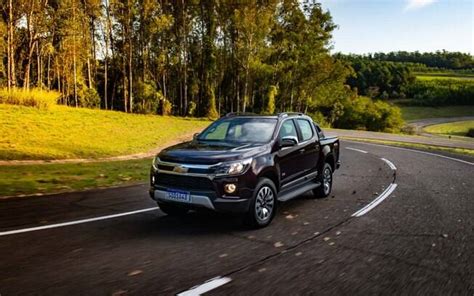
[313,163,333,198]
[157,202,189,216]
[244,178,277,228]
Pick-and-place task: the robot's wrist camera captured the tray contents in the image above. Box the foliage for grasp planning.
[0,104,210,160]
[368,51,474,70]
[160,99,172,116]
[333,96,404,133]
[336,54,415,99]
[133,80,161,114]
[264,85,277,114]
[468,129,474,138]
[406,80,474,106]
[0,88,60,109]
[78,87,101,109]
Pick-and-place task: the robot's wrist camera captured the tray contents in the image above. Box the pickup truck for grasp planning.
[149,112,340,228]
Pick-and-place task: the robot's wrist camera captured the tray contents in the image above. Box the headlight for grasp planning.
[215,158,252,176]
[152,156,160,169]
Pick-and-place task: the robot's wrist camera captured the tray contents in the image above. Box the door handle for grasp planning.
[300,149,305,153]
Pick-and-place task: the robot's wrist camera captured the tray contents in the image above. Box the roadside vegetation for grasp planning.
[0,88,60,109]
[424,120,474,137]
[0,158,152,197]
[0,104,209,160]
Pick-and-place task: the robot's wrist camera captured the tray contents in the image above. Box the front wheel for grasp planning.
[157,202,189,216]
[244,178,277,228]
[313,163,333,198]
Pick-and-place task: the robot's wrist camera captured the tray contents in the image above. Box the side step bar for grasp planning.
[277,181,321,202]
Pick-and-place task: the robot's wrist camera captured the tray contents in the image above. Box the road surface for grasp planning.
[1,140,473,295]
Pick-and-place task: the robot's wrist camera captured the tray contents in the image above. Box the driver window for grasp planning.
[279,120,298,141]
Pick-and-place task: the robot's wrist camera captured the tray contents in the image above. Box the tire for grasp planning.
[158,202,189,216]
[313,163,333,198]
[244,178,277,228]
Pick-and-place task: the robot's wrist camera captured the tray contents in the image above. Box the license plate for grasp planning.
[166,189,191,203]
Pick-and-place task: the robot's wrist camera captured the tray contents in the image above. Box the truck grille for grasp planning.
[154,173,215,191]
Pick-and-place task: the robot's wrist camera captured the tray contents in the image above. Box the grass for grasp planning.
[0,88,60,109]
[398,105,474,121]
[0,104,210,160]
[344,137,474,157]
[415,72,474,82]
[424,120,474,136]
[0,158,152,197]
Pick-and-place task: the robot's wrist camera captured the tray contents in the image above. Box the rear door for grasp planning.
[295,118,320,174]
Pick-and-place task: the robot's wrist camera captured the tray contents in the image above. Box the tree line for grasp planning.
[349,51,474,70]
[1,0,355,118]
[337,53,474,106]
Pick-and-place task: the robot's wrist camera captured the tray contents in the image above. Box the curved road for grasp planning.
[0,141,473,295]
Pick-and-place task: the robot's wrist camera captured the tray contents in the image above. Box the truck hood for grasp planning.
[158,140,268,164]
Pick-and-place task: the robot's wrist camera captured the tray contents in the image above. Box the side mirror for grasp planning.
[193,133,200,140]
[280,136,298,148]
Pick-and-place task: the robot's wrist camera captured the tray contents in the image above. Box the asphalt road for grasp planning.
[1,140,473,295]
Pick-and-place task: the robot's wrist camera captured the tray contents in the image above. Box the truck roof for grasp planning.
[223,112,307,119]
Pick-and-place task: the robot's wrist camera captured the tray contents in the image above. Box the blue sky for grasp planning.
[318,0,473,54]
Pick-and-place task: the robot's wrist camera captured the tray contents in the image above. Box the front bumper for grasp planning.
[149,187,252,213]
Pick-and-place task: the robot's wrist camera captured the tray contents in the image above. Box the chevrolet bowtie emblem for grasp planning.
[173,165,188,174]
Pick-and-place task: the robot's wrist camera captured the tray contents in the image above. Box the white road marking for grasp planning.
[346,140,474,166]
[381,158,397,170]
[0,207,159,237]
[352,183,398,217]
[177,277,232,296]
[345,147,368,154]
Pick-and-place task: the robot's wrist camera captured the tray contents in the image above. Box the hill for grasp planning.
[0,104,210,160]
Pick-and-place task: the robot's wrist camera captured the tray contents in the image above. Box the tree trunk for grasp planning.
[8,0,16,88]
[47,54,51,89]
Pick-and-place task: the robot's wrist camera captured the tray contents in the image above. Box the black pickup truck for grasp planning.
[149,112,340,228]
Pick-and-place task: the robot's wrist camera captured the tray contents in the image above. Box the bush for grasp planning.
[0,88,60,109]
[467,128,474,138]
[264,85,277,114]
[133,80,161,114]
[160,99,172,116]
[78,87,100,109]
[333,96,404,133]
[187,101,197,116]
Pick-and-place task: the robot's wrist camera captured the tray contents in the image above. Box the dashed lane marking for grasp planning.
[345,147,368,154]
[177,277,232,296]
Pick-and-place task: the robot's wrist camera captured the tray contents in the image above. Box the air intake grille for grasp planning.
[154,173,215,191]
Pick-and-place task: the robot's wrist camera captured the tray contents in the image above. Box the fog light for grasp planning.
[151,175,155,184]
[224,183,237,194]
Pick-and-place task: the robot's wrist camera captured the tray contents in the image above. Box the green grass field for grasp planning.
[424,120,474,136]
[0,158,152,197]
[0,104,210,160]
[399,105,474,121]
[415,72,474,81]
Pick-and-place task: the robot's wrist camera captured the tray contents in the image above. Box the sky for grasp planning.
[318,0,473,54]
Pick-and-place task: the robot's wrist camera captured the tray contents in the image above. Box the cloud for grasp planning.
[405,0,436,10]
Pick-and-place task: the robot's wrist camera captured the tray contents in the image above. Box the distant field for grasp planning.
[399,105,474,121]
[0,104,210,160]
[424,120,474,137]
[415,72,474,81]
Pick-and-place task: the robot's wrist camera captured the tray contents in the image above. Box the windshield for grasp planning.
[198,118,277,144]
